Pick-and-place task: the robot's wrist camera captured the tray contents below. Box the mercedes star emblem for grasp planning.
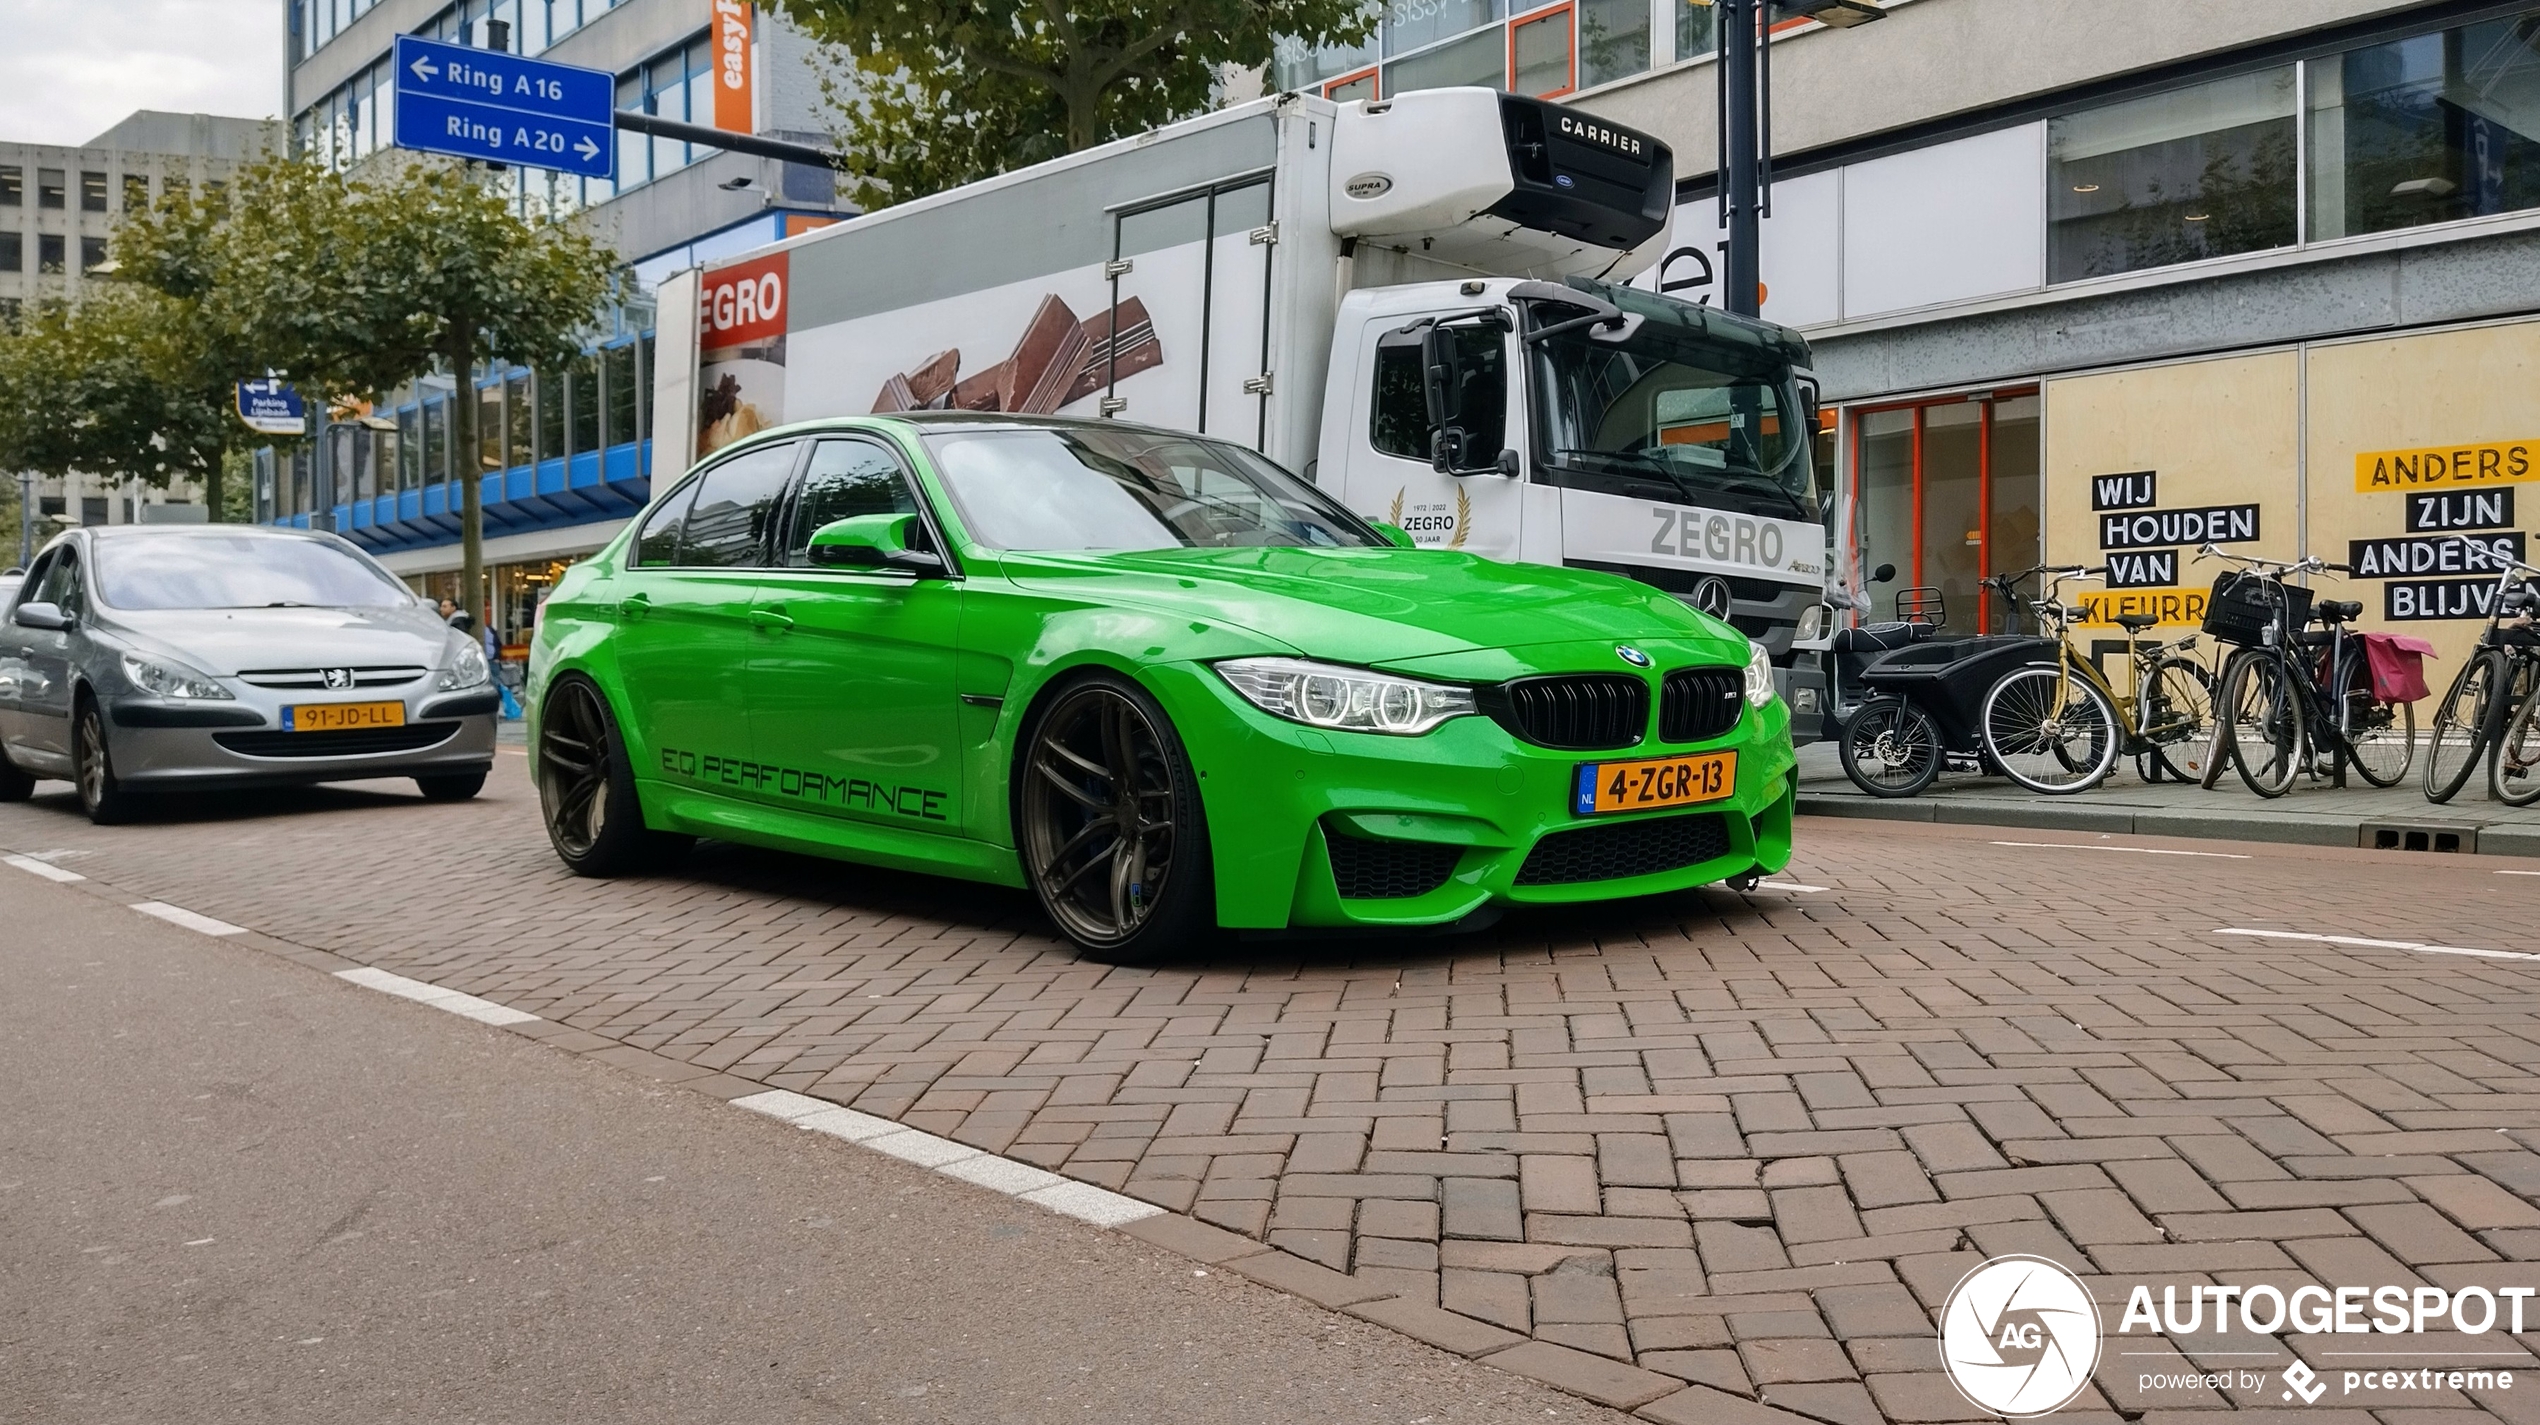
[1692,576,1733,620]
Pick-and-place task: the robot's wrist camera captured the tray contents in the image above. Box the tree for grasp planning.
[774,0,1374,208]
[0,286,233,509]
[117,153,614,616]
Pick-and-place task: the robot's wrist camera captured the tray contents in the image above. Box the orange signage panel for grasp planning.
[712,1,755,134]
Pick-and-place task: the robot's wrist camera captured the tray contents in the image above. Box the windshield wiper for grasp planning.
[1555,448,1809,519]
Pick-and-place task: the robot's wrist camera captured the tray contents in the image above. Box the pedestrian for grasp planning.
[440,597,474,634]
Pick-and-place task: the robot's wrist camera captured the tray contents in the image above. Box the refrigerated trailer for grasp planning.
[652,86,1833,717]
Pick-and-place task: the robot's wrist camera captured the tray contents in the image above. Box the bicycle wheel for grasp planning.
[2423,649,2505,803]
[1981,664,2120,794]
[2490,668,2540,807]
[2140,657,2215,782]
[2201,652,2245,790]
[2221,654,2303,798]
[2341,677,2415,789]
[1839,696,1942,798]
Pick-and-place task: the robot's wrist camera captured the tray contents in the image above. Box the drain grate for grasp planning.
[2360,823,2475,854]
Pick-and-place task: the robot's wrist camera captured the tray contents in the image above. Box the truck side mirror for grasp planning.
[1420,324,1464,428]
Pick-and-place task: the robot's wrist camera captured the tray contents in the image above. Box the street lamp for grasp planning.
[1714,0,1885,317]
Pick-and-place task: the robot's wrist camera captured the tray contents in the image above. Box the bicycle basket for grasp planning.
[2203,571,2311,646]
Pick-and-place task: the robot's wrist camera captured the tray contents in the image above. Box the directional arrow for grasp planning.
[410,54,438,82]
[575,135,601,161]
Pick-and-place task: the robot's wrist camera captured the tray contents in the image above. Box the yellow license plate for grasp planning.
[1574,751,1738,816]
[285,700,406,732]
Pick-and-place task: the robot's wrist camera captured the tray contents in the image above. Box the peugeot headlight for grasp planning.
[439,635,490,691]
[121,651,233,701]
[1743,641,1777,708]
[1216,657,1475,736]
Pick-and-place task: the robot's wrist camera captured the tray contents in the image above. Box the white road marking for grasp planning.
[3,853,84,882]
[1993,841,2250,859]
[2497,869,2540,876]
[332,966,542,1026]
[130,902,245,936]
[2213,927,2540,964]
[1758,880,1828,893]
[731,1090,1161,1229]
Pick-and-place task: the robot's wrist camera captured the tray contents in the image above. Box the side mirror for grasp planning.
[1371,521,1416,550]
[1420,324,1464,429]
[12,600,69,631]
[1869,563,1897,585]
[807,514,945,574]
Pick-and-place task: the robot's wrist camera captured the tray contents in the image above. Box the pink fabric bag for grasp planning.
[2363,632,2437,703]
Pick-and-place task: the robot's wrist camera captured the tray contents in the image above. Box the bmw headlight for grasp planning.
[121,651,233,701]
[439,635,490,691]
[1743,641,1777,708]
[1215,657,1475,736]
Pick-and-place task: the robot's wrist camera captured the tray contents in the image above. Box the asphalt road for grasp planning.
[0,873,1623,1425]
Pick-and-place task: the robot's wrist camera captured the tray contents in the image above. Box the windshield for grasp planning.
[1531,309,1818,522]
[924,426,1385,553]
[93,534,413,611]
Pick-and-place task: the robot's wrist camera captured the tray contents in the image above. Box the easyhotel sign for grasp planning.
[712,0,756,134]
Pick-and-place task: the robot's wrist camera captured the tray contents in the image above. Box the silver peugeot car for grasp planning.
[0,525,498,823]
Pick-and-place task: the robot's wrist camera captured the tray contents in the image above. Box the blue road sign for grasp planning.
[235,379,306,436]
[391,34,615,179]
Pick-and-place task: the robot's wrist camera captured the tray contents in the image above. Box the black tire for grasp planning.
[2490,673,2540,808]
[2424,650,2504,803]
[72,697,138,825]
[1015,671,1216,964]
[1980,664,2119,795]
[536,675,691,876]
[2142,657,2215,783]
[0,751,33,802]
[2340,677,2414,789]
[1838,696,1941,798]
[416,769,488,802]
[2221,655,2302,798]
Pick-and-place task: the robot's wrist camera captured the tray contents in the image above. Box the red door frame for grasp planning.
[1509,4,1576,98]
[1843,386,2039,629]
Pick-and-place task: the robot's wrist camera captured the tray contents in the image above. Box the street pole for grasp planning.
[312,411,336,532]
[15,470,32,567]
[1718,0,1763,318]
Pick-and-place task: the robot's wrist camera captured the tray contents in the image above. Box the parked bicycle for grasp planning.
[1976,566,2215,794]
[2197,545,2414,797]
[2417,541,2540,804]
[1836,568,2054,798]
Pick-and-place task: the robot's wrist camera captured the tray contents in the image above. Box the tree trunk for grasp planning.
[448,324,483,628]
[204,458,224,523]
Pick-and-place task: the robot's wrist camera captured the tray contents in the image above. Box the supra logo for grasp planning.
[322,668,354,689]
[1614,645,1652,668]
[1941,1255,2102,1417]
[1692,576,1733,620]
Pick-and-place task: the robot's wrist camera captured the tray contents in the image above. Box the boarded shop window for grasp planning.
[2048,67,2298,282]
[2309,11,2540,242]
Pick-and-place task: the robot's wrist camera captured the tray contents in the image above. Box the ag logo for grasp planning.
[1940,1254,2101,1417]
[322,667,354,689]
[1692,576,1733,620]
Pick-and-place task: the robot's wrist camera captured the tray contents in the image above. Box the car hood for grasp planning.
[98,606,456,676]
[997,545,1740,665]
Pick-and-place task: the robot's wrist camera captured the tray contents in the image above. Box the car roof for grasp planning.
[736,410,1228,445]
[77,524,343,543]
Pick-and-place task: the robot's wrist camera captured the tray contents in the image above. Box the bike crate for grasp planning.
[2203,571,2311,646]
[1858,635,2059,749]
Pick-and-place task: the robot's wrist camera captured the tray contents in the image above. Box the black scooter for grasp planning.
[1821,563,1944,747]
[1834,567,2062,798]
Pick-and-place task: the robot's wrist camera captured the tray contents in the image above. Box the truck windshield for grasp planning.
[924,426,1385,553]
[1529,317,1817,522]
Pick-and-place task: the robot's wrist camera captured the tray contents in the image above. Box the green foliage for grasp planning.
[0,287,230,493]
[773,0,1374,208]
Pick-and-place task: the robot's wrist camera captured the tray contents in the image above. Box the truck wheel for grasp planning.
[537,675,691,875]
[1016,672,1217,965]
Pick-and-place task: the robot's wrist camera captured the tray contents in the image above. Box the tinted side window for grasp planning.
[36,549,83,615]
[632,479,700,568]
[785,440,920,566]
[679,442,797,568]
[1370,329,1504,461]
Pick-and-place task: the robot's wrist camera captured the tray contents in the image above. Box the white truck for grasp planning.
[652,86,1833,721]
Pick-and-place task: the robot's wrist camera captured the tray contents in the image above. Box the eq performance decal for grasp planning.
[660,746,950,822]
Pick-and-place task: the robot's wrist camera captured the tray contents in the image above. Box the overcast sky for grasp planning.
[0,0,286,147]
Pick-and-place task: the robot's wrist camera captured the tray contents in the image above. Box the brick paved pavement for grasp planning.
[8,756,2540,1424]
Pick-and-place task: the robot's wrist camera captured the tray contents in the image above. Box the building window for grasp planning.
[123,173,149,210]
[1579,0,1651,90]
[2047,66,2298,283]
[80,236,106,272]
[37,169,64,209]
[1675,0,1714,70]
[398,406,421,490]
[504,370,533,468]
[568,352,600,454]
[37,233,64,274]
[616,33,715,191]
[2309,11,2540,243]
[478,381,504,473]
[1384,24,1508,95]
[0,166,18,206]
[79,171,107,212]
[537,367,567,460]
[423,397,450,483]
[0,233,18,272]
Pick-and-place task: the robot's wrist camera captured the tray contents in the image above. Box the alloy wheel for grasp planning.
[540,679,613,859]
[1021,684,1180,948]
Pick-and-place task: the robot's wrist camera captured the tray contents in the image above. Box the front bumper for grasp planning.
[1157,649,1798,931]
[103,690,497,791]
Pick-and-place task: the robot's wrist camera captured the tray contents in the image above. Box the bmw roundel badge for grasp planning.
[1615,645,1652,668]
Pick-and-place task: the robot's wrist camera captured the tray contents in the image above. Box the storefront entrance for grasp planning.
[1852,392,2042,634]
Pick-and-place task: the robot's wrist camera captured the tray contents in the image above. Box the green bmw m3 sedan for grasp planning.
[527,413,1795,961]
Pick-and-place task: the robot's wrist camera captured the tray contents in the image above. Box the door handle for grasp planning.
[617,594,650,621]
[749,607,794,632]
